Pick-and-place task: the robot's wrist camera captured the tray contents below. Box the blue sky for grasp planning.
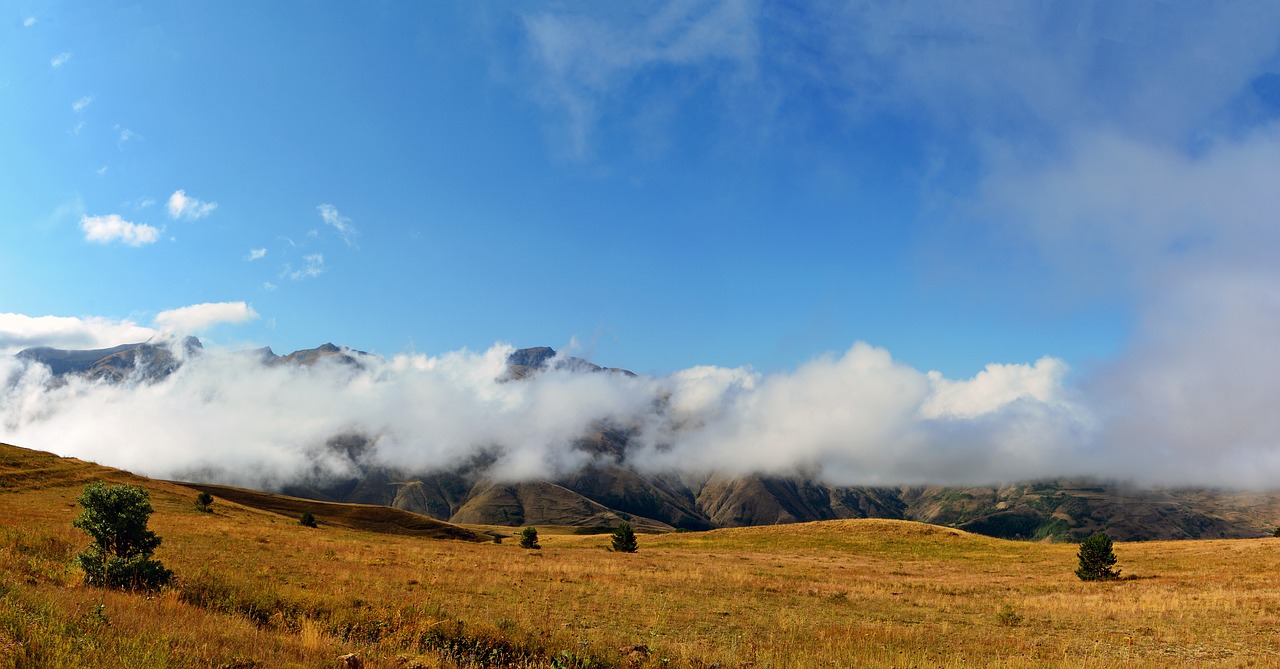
[5,3,1280,486]
[3,2,1279,382]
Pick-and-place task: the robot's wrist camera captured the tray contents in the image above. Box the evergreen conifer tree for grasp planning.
[610,522,638,553]
[1075,531,1120,581]
[194,491,214,513]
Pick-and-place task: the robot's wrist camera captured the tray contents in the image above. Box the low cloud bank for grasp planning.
[2,337,1099,490]
[0,303,261,357]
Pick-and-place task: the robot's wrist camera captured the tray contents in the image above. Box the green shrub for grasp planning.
[610,522,638,553]
[519,527,540,550]
[1075,531,1120,581]
[995,604,1023,626]
[72,481,172,590]
[194,491,214,513]
[300,512,318,528]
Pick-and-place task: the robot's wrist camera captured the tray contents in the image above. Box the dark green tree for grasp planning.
[610,522,638,553]
[194,491,214,513]
[519,526,540,550]
[73,481,172,590]
[299,512,318,528]
[1075,531,1120,581]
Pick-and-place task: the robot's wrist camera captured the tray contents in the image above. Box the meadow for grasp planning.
[3,442,1280,668]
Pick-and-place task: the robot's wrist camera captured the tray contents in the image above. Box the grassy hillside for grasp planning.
[4,442,1280,668]
[182,483,490,542]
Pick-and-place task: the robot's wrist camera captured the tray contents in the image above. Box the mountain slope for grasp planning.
[12,341,1280,541]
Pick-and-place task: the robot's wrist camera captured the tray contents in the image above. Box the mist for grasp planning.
[1,336,1105,489]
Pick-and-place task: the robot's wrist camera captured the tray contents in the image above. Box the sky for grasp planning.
[4,3,1280,488]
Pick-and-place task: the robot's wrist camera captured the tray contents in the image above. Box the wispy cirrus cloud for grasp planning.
[80,214,162,246]
[23,17,36,28]
[115,126,139,150]
[167,190,218,220]
[50,52,72,69]
[317,204,358,247]
[519,2,758,159]
[283,253,326,281]
[246,248,267,261]
[72,96,93,112]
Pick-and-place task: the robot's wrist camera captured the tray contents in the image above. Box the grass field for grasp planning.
[4,442,1280,668]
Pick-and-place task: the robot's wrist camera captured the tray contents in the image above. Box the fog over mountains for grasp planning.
[4,336,1087,486]
[4,336,1279,541]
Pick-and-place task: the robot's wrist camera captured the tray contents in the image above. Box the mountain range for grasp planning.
[13,338,1280,541]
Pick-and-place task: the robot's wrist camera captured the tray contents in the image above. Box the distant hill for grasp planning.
[17,336,203,382]
[290,348,1280,542]
[12,340,1280,541]
[0,442,487,542]
[15,338,366,382]
[183,481,488,542]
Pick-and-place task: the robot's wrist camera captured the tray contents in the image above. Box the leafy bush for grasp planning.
[72,481,172,590]
[519,527,540,550]
[995,604,1023,626]
[194,491,214,513]
[1075,531,1120,581]
[300,512,318,528]
[610,522,638,553]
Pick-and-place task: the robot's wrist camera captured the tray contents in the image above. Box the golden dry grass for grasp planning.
[5,442,1280,668]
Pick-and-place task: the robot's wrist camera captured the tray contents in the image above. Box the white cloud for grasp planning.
[80,214,162,246]
[115,126,139,149]
[921,358,1071,420]
[95,166,107,177]
[979,128,1280,288]
[167,189,217,220]
[50,52,71,69]
[0,339,1089,489]
[262,282,278,291]
[0,313,155,355]
[153,302,259,335]
[72,96,93,112]
[317,204,358,246]
[283,254,326,281]
[246,248,267,261]
[23,17,36,28]
[633,343,1086,484]
[1090,270,1280,487]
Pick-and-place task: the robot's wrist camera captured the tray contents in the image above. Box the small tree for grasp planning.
[519,527,540,550]
[194,491,214,513]
[300,512,318,528]
[73,481,172,590]
[1075,531,1120,581]
[610,522,638,553]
